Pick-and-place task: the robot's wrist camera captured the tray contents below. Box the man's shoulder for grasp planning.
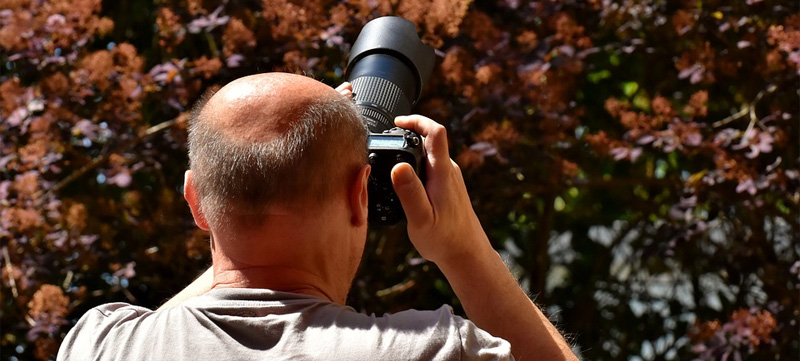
[57,290,512,360]
[369,304,461,329]
[87,302,153,317]
[307,304,512,360]
[57,302,154,360]
[67,301,154,331]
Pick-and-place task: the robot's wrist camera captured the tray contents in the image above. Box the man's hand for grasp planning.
[390,115,493,266]
[390,114,578,361]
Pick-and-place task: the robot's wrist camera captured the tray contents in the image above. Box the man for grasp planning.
[58,73,578,360]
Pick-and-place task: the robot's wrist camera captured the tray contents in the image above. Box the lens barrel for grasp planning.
[345,17,435,132]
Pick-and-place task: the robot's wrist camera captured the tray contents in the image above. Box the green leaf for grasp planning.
[655,159,668,179]
[609,53,620,66]
[622,82,639,98]
[588,70,612,83]
[633,91,651,111]
[554,196,566,211]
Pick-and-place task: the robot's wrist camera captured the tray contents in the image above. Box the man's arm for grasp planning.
[391,115,578,361]
[158,266,213,309]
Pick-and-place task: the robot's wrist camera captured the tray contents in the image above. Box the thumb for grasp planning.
[391,162,432,227]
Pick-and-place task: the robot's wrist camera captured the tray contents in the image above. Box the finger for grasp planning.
[335,82,352,92]
[394,115,449,165]
[391,162,433,228]
[335,82,353,98]
[394,115,441,138]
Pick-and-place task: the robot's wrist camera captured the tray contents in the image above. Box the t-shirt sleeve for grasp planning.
[57,302,152,361]
[451,312,515,361]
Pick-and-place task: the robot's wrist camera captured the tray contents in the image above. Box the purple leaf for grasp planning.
[47,231,69,248]
[0,180,11,200]
[610,147,628,160]
[790,260,800,275]
[756,133,774,153]
[669,204,687,220]
[689,67,705,84]
[226,54,244,68]
[735,178,756,195]
[766,157,781,172]
[129,86,142,99]
[73,119,98,139]
[680,195,697,207]
[557,45,575,57]
[7,107,28,127]
[0,154,14,169]
[684,132,702,147]
[113,262,136,279]
[106,169,132,187]
[168,98,183,110]
[629,147,643,161]
[79,235,98,246]
[678,64,702,80]
[692,221,707,233]
[638,134,655,145]
[148,61,184,86]
[788,51,800,65]
[470,141,498,157]
[187,6,229,33]
[46,14,66,27]
[42,55,66,66]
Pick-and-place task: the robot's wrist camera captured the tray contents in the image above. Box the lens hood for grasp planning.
[346,17,435,105]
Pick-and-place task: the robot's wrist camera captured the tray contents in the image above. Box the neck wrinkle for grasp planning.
[211,264,340,304]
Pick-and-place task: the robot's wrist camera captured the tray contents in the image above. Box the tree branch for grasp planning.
[34,118,180,203]
[712,84,777,129]
[2,246,19,298]
[567,177,680,189]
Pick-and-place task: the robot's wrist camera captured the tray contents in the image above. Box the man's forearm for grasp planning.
[159,266,213,310]
[388,115,577,360]
[437,241,577,361]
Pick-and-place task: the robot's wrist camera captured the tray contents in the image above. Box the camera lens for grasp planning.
[348,54,416,132]
[345,17,435,133]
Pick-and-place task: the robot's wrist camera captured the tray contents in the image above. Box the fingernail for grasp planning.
[393,164,414,185]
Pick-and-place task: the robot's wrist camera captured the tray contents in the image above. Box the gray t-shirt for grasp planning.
[57,288,512,360]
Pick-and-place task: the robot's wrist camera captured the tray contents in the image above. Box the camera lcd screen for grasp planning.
[368,136,405,148]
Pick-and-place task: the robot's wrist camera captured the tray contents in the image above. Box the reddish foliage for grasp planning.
[1,1,797,360]
[691,308,778,360]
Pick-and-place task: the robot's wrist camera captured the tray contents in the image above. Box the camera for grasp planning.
[345,16,435,226]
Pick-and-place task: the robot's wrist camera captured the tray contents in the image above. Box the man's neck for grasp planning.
[212,265,337,302]
[207,210,356,305]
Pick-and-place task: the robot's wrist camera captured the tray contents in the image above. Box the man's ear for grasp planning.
[348,164,370,227]
[184,170,210,231]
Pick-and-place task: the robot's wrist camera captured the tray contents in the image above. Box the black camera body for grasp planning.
[366,127,424,224]
[345,17,435,226]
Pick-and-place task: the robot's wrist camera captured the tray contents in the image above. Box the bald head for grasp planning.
[203,73,345,142]
[188,73,367,229]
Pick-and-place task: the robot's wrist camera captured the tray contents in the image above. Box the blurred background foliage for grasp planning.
[1,0,798,360]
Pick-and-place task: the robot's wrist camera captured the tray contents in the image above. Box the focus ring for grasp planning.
[351,76,412,132]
